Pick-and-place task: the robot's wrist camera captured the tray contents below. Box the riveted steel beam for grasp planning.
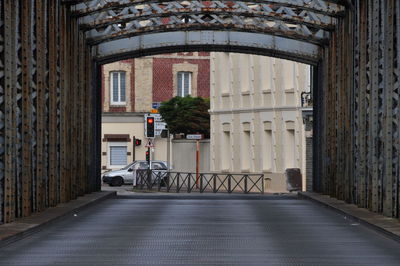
[396,0,400,219]
[355,0,368,208]
[88,20,329,46]
[80,9,335,34]
[21,0,33,217]
[3,0,17,223]
[49,0,59,207]
[35,0,47,212]
[75,1,336,46]
[95,31,321,65]
[59,5,66,203]
[0,0,4,223]
[71,0,346,18]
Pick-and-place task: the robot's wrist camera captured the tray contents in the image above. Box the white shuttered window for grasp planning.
[110,71,126,105]
[109,143,127,167]
[177,71,192,97]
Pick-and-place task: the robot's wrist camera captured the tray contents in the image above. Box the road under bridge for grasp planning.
[0,0,399,224]
[0,195,400,265]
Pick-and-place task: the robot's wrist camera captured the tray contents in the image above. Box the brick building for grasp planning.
[101,52,210,171]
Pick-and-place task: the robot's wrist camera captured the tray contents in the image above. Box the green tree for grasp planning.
[158,96,210,138]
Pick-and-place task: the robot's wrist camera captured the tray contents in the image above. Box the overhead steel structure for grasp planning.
[0,0,399,224]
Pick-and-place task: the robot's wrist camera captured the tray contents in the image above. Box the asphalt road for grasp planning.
[1,194,400,266]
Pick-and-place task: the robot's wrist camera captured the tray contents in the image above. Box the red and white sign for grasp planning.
[145,138,154,148]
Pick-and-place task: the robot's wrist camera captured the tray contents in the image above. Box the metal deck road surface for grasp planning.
[0,195,400,266]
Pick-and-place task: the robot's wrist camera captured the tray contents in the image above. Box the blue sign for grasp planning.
[152,102,161,109]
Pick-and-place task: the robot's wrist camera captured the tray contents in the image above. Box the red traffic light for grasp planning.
[135,139,141,146]
[146,116,155,138]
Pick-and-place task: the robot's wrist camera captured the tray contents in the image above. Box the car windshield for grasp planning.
[121,162,135,170]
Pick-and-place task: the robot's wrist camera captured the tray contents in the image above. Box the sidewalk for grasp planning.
[0,191,116,247]
[299,192,400,242]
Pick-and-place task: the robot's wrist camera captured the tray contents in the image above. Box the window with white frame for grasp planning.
[110,71,126,105]
[177,71,192,97]
[108,142,127,168]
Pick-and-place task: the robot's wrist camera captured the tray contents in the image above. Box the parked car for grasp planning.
[102,160,168,187]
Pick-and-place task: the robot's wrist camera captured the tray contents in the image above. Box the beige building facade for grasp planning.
[101,52,311,193]
[209,53,311,192]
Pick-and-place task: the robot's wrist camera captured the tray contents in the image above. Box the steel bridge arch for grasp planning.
[68,0,346,64]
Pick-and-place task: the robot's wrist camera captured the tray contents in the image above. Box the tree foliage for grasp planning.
[158,96,210,138]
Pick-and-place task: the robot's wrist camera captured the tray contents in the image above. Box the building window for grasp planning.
[241,130,251,171]
[108,142,127,167]
[222,130,231,170]
[285,129,296,168]
[263,130,273,171]
[177,71,192,97]
[110,71,126,105]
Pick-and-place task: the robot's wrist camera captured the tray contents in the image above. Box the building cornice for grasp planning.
[102,112,147,123]
[209,106,306,115]
[147,55,210,60]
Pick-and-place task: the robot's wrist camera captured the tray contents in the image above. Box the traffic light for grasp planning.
[145,149,150,163]
[146,116,155,138]
[135,139,142,146]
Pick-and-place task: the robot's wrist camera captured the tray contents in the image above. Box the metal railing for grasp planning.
[136,170,264,194]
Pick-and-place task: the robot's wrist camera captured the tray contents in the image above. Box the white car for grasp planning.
[102,160,168,186]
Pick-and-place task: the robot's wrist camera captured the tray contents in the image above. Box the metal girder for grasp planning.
[95,31,321,65]
[0,0,4,223]
[0,0,100,224]
[72,1,340,46]
[313,0,400,220]
[71,0,345,18]
[80,8,335,32]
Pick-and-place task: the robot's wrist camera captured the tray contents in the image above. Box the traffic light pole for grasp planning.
[146,146,151,186]
[132,136,136,161]
[167,130,170,173]
[146,147,151,166]
[196,140,200,188]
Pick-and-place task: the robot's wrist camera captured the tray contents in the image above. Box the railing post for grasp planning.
[261,174,264,194]
[244,175,248,194]
[228,175,231,193]
[136,171,140,189]
[213,174,217,193]
[200,174,203,193]
[166,172,171,192]
[187,173,191,193]
[141,171,145,189]
[139,171,144,190]
[176,173,180,193]
[157,172,161,192]
[147,169,151,189]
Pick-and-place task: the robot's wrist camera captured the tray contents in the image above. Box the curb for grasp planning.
[0,191,116,248]
[298,192,400,243]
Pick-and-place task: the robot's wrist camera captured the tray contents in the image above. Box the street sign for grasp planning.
[186,134,203,140]
[145,138,154,148]
[152,102,161,109]
[185,134,203,187]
